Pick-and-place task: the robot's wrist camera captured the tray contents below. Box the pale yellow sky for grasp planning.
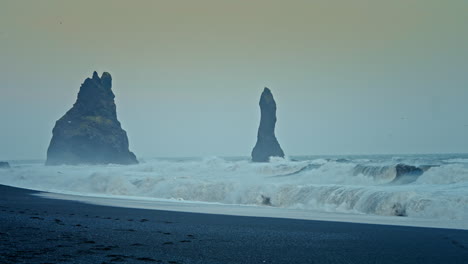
[1,0,468,159]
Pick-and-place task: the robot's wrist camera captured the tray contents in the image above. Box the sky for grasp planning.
[1,0,468,160]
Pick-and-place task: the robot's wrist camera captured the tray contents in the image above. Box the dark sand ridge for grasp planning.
[1,184,467,264]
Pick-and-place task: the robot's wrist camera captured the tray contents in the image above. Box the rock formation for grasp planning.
[0,162,10,169]
[251,88,285,162]
[46,71,138,165]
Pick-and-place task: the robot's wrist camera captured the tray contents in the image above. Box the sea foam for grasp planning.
[1,155,467,224]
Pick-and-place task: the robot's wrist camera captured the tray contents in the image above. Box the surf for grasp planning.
[1,154,467,224]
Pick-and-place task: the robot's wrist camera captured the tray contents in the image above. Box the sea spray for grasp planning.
[1,155,467,221]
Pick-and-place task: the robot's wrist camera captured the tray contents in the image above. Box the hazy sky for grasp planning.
[1,0,468,160]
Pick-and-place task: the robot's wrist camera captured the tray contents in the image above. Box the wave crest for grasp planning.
[1,156,467,221]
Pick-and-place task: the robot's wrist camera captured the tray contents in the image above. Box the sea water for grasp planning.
[1,154,467,228]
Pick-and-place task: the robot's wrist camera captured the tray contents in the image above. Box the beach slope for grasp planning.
[1,184,467,264]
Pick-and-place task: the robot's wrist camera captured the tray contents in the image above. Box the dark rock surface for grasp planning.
[252,88,285,162]
[0,162,10,169]
[46,71,138,165]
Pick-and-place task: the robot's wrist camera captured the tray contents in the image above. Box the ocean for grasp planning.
[1,154,467,228]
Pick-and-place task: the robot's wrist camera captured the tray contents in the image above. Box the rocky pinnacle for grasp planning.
[46,71,138,165]
[251,88,285,162]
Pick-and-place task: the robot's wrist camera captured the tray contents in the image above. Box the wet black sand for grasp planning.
[0,184,467,264]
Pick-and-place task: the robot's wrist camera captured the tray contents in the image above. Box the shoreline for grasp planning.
[37,189,468,231]
[1,184,468,263]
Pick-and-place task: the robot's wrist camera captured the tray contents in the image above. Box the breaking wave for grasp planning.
[1,155,468,221]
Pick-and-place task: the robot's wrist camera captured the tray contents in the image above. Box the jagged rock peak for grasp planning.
[46,71,138,165]
[251,87,285,162]
[92,71,99,80]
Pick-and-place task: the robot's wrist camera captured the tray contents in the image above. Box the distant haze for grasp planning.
[1,0,468,160]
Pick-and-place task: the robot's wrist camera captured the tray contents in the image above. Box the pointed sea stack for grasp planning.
[46,71,138,165]
[251,88,285,162]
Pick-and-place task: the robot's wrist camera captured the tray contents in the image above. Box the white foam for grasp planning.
[37,191,468,230]
[1,156,467,229]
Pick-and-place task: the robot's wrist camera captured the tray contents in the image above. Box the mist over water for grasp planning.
[1,154,467,223]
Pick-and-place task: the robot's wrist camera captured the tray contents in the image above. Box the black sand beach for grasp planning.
[1,184,467,264]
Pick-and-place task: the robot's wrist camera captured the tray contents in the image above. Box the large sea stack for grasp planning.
[251,88,285,162]
[46,71,138,165]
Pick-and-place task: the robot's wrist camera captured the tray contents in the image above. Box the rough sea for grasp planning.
[1,154,467,228]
